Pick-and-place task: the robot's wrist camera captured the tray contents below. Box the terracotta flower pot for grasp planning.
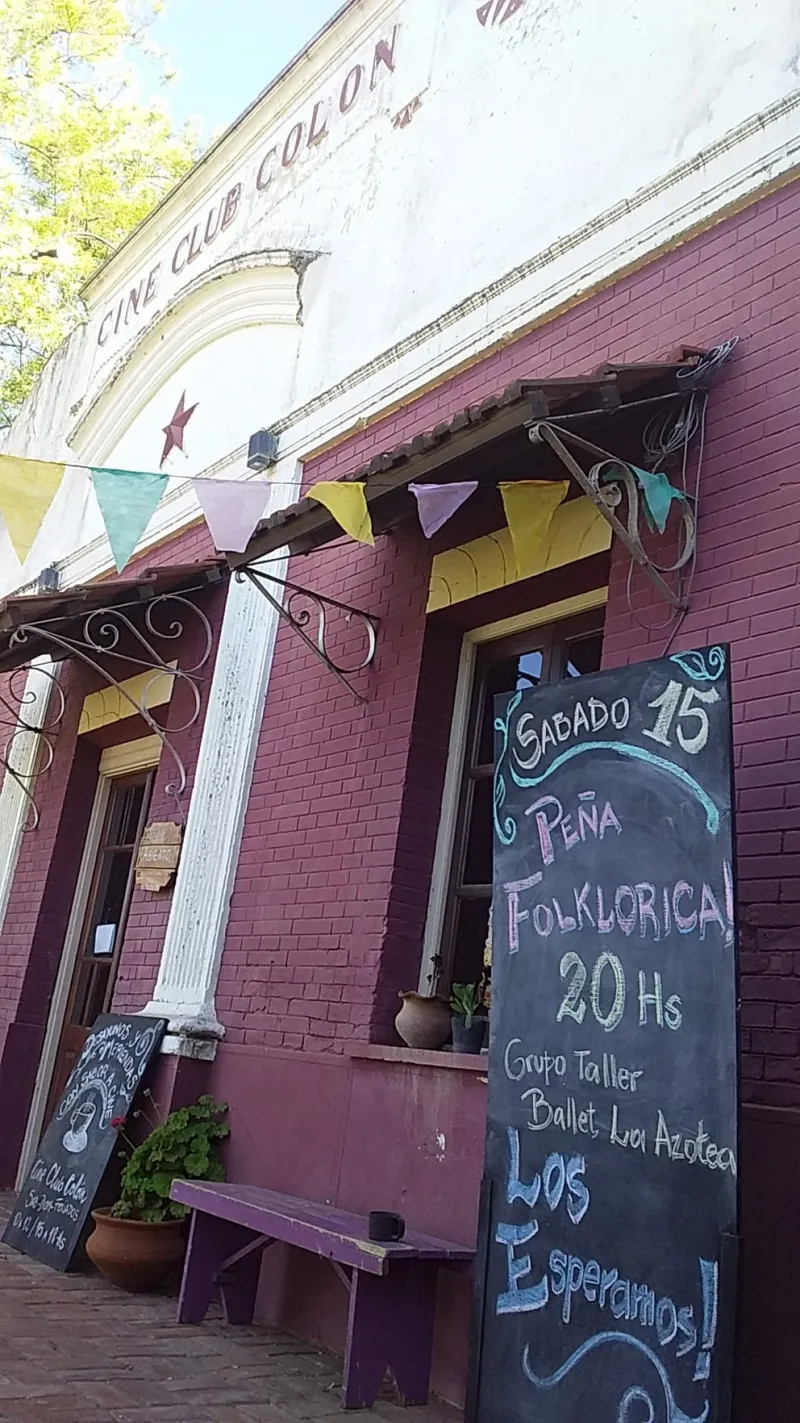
[85,1207,186,1293]
[395,992,451,1049]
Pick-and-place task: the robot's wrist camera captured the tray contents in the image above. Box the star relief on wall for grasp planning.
[160,392,198,468]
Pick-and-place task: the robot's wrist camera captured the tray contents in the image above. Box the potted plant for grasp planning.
[450,982,488,1054]
[86,1095,229,1293]
[395,990,452,1049]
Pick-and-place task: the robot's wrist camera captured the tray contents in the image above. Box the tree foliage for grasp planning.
[0,1,198,426]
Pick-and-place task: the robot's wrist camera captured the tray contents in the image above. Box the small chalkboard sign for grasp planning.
[470,645,739,1423]
[3,1014,166,1271]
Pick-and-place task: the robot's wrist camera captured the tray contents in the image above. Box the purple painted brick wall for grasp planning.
[216,177,800,1117]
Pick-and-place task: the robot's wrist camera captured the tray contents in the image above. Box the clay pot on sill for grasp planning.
[395,992,451,1050]
[451,1013,489,1055]
[85,1208,187,1293]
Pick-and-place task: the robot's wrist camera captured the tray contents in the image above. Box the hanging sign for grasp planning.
[135,821,183,892]
[3,1015,166,1272]
[469,645,739,1423]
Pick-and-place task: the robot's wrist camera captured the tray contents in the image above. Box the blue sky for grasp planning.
[137,0,344,138]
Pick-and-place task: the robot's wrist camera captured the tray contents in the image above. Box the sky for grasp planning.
[136,0,345,139]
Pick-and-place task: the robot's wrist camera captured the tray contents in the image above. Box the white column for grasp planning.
[0,658,56,932]
[141,466,298,1057]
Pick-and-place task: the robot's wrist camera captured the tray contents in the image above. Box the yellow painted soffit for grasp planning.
[78,664,177,735]
[427,496,610,613]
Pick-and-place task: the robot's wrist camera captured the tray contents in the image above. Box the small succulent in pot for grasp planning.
[450,982,488,1054]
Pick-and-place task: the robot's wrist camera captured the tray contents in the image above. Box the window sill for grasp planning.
[348,1043,489,1074]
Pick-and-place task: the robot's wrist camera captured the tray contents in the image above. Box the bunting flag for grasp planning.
[90,467,169,573]
[0,455,66,563]
[194,479,270,554]
[308,481,374,546]
[499,479,569,578]
[632,466,684,535]
[409,481,479,539]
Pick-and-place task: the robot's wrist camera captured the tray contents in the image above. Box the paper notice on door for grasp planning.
[93,924,116,957]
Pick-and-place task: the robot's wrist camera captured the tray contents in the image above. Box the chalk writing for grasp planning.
[504,868,733,952]
[557,952,682,1034]
[474,646,738,1423]
[503,1042,644,1093]
[3,1015,165,1271]
[521,1330,710,1423]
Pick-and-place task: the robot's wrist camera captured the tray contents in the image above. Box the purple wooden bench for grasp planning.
[170,1180,474,1411]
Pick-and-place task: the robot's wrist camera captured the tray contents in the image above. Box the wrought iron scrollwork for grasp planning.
[7,592,213,817]
[587,457,696,575]
[530,424,697,610]
[238,567,379,702]
[0,663,66,830]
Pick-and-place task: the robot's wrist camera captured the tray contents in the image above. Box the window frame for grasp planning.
[421,608,605,997]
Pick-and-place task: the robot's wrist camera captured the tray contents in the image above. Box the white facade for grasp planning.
[3,0,800,1068]
[3,0,800,595]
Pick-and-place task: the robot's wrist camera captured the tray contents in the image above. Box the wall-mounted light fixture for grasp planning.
[36,565,60,594]
[247,429,279,473]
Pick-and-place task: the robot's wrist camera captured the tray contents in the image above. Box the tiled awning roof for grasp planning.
[0,560,225,673]
[229,354,705,566]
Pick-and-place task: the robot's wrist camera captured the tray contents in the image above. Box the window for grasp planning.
[68,773,153,1030]
[427,612,604,997]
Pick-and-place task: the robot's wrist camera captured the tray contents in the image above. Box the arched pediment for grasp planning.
[70,249,315,465]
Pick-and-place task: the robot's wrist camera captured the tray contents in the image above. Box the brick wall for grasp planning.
[219,177,800,1114]
[220,526,435,1050]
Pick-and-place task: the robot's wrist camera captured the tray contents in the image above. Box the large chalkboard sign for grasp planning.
[470,645,739,1423]
[3,1014,166,1271]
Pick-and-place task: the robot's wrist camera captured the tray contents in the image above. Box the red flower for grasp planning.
[111,1116,127,1130]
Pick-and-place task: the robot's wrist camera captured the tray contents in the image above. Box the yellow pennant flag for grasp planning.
[499,479,570,579]
[308,481,374,546]
[0,455,66,564]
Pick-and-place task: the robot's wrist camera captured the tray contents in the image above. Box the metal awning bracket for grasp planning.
[529,422,695,611]
[238,567,379,703]
[4,588,214,823]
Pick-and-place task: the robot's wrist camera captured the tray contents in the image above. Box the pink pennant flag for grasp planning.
[194,479,270,553]
[409,481,479,539]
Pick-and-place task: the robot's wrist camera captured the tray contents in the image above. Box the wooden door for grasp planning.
[44,771,154,1120]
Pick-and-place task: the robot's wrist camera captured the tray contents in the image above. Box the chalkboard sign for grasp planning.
[3,1014,166,1271]
[470,645,739,1423]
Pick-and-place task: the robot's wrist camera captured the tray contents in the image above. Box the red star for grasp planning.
[160,392,198,467]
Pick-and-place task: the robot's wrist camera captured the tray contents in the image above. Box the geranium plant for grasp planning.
[111,1095,229,1223]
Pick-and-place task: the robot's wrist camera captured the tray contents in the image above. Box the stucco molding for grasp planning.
[271,90,800,461]
[18,95,800,601]
[80,0,396,308]
[71,252,310,464]
[139,464,300,1051]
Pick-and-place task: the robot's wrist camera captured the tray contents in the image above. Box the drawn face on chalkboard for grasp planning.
[62,1099,97,1154]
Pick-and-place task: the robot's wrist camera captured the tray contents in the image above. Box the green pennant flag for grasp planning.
[632,465,683,535]
[90,468,169,573]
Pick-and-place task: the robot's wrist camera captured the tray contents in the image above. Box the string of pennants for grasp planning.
[0,454,683,577]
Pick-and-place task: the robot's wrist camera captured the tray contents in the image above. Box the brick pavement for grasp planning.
[0,1202,460,1423]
